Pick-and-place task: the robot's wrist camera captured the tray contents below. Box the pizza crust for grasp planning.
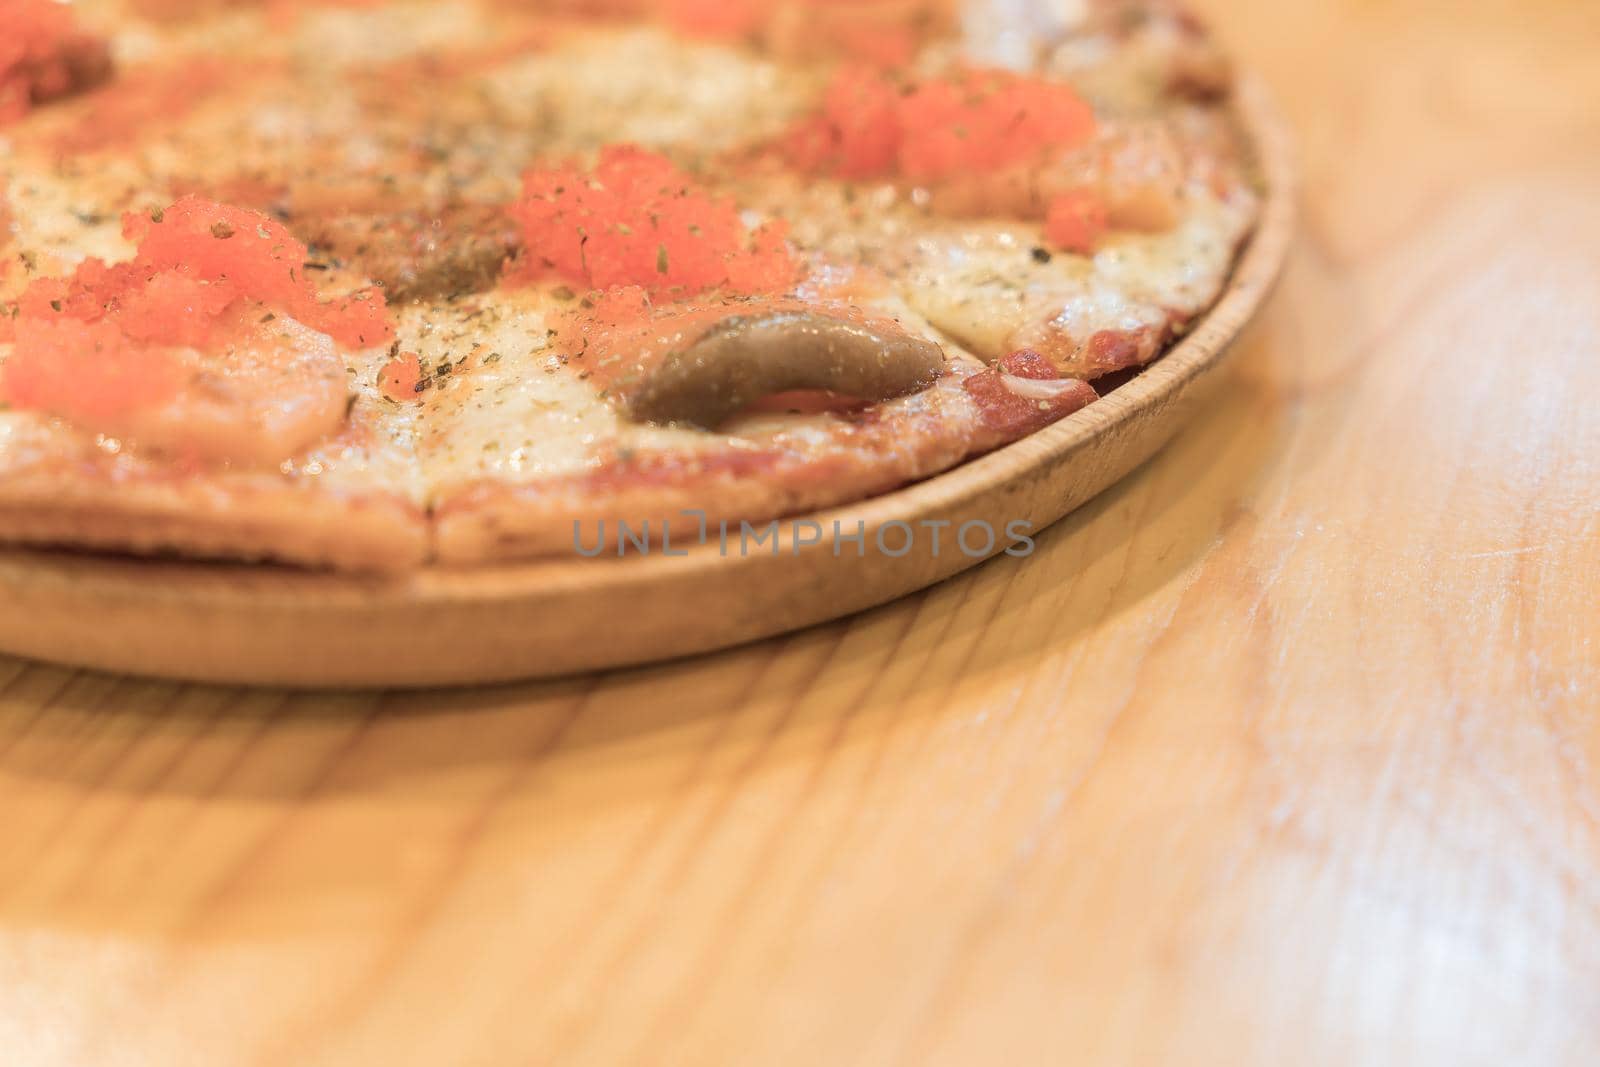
[0,447,427,571]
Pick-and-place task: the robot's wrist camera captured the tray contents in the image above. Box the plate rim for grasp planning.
[0,72,1298,683]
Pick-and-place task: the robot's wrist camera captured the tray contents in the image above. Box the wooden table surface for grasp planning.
[2,2,1598,1064]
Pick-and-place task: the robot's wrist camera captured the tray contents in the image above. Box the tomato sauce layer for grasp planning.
[784,66,1111,251]
[508,146,798,298]
[786,67,1096,182]
[1,196,390,429]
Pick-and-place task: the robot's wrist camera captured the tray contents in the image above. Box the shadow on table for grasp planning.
[0,253,1353,938]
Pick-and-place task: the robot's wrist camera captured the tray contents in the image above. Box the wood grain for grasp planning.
[0,0,1597,1063]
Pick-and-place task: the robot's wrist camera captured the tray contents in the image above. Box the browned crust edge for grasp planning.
[0,479,427,572]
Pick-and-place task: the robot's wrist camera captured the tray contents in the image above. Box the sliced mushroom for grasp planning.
[619,311,947,430]
[297,202,521,304]
[16,29,113,110]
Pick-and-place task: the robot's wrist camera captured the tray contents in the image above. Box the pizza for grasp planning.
[0,0,1260,571]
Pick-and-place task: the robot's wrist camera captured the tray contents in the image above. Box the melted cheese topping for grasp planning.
[483,27,816,157]
[900,191,1255,358]
[0,0,1259,564]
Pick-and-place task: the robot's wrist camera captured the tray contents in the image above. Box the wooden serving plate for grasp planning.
[0,78,1295,689]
